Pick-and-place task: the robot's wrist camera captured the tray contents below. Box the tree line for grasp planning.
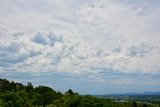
[0,78,157,107]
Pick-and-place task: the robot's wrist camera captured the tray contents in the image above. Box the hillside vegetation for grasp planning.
[0,78,158,107]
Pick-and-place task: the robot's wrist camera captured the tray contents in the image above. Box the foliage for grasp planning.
[0,78,158,107]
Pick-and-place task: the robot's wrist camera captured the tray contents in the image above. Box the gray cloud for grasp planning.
[112,47,122,53]
[127,44,154,57]
[12,31,25,37]
[0,62,13,67]
[31,32,48,45]
[0,27,8,33]
[31,31,63,46]
[0,42,40,65]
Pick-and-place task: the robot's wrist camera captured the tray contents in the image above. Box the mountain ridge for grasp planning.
[124,91,160,95]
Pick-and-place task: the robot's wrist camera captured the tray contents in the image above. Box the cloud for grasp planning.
[31,32,48,45]
[127,44,154,57]
[12,31,25,38]
[31,31,63,46]
[0,42,40,66]
[0,0,159,75]
[77,0,160,46]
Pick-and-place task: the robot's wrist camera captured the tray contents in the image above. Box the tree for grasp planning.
[26,82,34,93]
[142,103,147,107]
[64,97,79,107]
[2,92,17,102]
[64,89,74,96]
[16,90,29,104]
[132,101,137,107]
[0,99,3,107]
[35,86,57,106]
[10,81,16,92]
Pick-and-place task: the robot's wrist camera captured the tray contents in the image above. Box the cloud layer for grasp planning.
[0,0,160,94]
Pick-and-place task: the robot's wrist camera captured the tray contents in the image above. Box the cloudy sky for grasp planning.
[0,0,160,94]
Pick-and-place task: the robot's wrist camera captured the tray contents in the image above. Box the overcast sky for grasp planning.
[0,0,160,94]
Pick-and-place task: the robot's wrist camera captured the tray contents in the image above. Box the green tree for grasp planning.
[35,86,57,106]
[7,101,14,107]
[64,89,74,96]
[63,96,80,107]
[0,99,3,106]
[132,101,137,107]
[142,103,147,107]
[16,90,29,104]
[26,82,34,93]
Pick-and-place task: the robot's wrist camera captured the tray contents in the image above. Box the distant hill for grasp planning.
[124,91,160,95]
[0,78,159,107]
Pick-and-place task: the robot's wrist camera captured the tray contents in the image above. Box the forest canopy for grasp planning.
[0,78,158,107]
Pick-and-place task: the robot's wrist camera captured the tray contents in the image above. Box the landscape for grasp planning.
[0,0,160,107]
[0,78,160,107]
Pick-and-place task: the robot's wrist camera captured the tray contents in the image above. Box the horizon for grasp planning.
[0,0,160,95]
[1,77,160,95]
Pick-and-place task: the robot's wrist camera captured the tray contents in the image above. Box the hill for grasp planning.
[124,92,160,95]
[0,78,159,107]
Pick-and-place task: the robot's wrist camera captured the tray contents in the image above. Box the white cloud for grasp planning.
[0,0,159,75]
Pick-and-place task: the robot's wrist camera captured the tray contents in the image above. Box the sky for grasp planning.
[0,0,160,94]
